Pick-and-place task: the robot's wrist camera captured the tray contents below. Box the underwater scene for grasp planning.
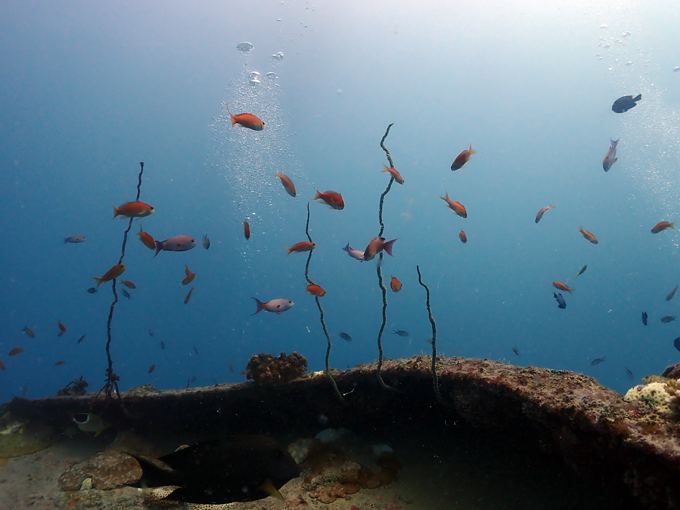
[1,1,680,509]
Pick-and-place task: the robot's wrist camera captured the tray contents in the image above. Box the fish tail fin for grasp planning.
[383,239,397,257]
[154,241,163,257]
[128,453,179,489]
[91,277,103,288]
[342,242,350,253]
[671,222,676,230]
[285,247,293,255]
[469,143,477,155]
[382,164,391,173]
[313,189,321,201]
[261,478,284,500]
[113,205,121,219]
[634,94,641,101]
[252,297,265,314]
[63,238,69,243]
[439,192,449,202]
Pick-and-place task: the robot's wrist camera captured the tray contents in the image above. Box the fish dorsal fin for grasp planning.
[261,478,284,500]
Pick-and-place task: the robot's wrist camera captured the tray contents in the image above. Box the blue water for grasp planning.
[1,1,679,404]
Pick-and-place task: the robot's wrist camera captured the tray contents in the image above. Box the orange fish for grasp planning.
[0,360,4,371]
[58,320,67,337]
[121,280,136,289]
[23,327,35,338]
[286,241,316,255]
[113,201,155,219]
[137,226,156,250]
[182,264,196,285]
[306,284,326,297]
[148,364,156,373]
[226,104,265,130]
[577,226,598,244]
[313,190,344,210]
[552,281,574,295]
[9,348,23,356]
[244,221,251,240]
[55,361,65,366]
[651,221,675,234]
[440,192,467,218]
[451,144,477,171]
[381,165,404,184]
[92,264,126,288]
[390,276,402,292]
[459,230,467,244]
[363,236,397,261]
[535,205,555,224]
[184,287,194,305]
[275,172,296,197]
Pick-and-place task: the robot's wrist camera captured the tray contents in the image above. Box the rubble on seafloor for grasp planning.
[246,351,308,385]
[2,355,680,509]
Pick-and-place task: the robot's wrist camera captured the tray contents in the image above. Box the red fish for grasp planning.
[23,327,35,338]
[92,264,126,288]
[363,236,397,261]
[440,192,467,218]
[577,226,598,244]
[137,226,156,250]
[121,280,136,289]
[58,320,67,337]
[9,348,23,356]
[252,298,294,315]
[148,364,156,373]
[226,104,265,130]
[154,236,198,257]
[244,221,251,240]
[603,138,619,172]
[552,281,574,295]
[390,276,402,292]
[113,201,155,219]
[55,361,65,366]
[184,287,194,305]
[286,241,316,255]
[306,284,326,297]
[0,360,4,371]
[651,221,675,234]
[459,230,467,244]
[182,264,196,285]
[381,165,404,184]
[313,190,344,210]
[275,172,296,197]
[451,144,477,171]
[535,205,555,224]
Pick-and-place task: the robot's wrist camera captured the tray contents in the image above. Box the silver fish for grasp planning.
[603,138,619,171]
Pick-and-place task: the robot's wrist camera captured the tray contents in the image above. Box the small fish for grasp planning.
[661,316,676,323]
[381,165,404,184]
[226,104,265,130]
[554,292,566,309]
[603,139,619,171]
[459,230,467,244]
[275,172,297,197]
[339,332,352,342]
[642,312,648,326]
[306,284,326,297]
[191,375,197,382]
[149,364,156,373]
[390,276,402,292]
[512,345,520,356]
[87,287,98,294]
[55,361,65,366]
[252,298,294,315]
[72,413,110,436]
[138,226,156,250]
[674,337,680,352]
[612,94,641,113]
[203,234,211,249]
[160,341,165,350]
[149,329,154,336]
[23,327,35,338]
[535,205,555,224]
[92,264,126,288]
[193,347,200,358]
[342,242,365,261]
[78,335,86,344]
[184,287,195,305]
[651,221,675,234]
[363,236,397,262]
[121,280,136,289]
[590,356,606,366]
[243,221,251,240]
[575,265,587,278]
[440,192,467,218]
[313,190,345,210]
[285,241,316,255]
[577,226,598,244]
[228,361,234,372]
[182,264,196,285]
[625,367,634,380]
[155,236,198,257]
[64,235,86,244]
[667,285,679,302]
[58,320,67,337]
[113,201,155,219]
[9,348,23,356]
[0,360,4,371]
[552,282,574,295]
[451,143,477,171]
[121,288,131,299]
[393,330,409,337]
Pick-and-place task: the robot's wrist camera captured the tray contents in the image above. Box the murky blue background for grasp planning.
[1,0,679,403]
